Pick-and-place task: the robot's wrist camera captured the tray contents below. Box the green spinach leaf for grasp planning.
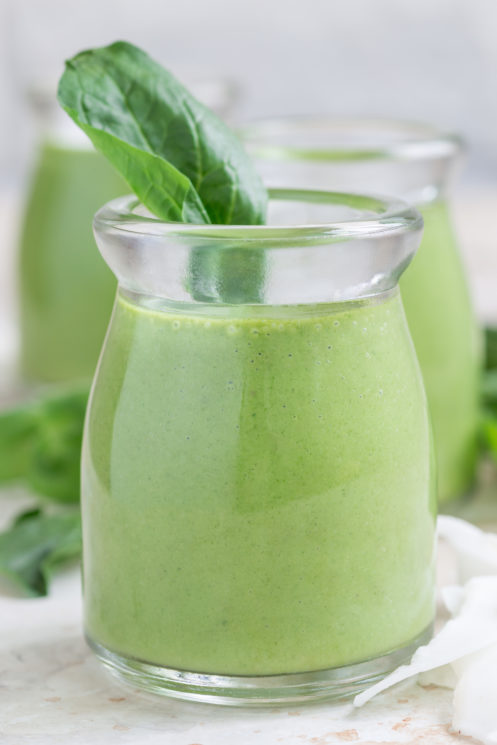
[0,508,82,596]
[485,327,497,371]
[57,41,267,225]
[482,370,497,413]
[0,387,88,504]
[0,404,38,483]
[28,389,88,503]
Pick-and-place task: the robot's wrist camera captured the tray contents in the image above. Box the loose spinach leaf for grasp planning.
[28,389,88,503]
[0,508,82,596]
[482,370,497,413]
[14,507,43,525]
[57,41,267,225]
[485,327,497,371]
[478,330,497,462]
[480,409,497,464]
[0,387,89,503]
[0,404,38,483]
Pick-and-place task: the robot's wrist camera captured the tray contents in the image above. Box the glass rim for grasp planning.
[240,116,464,163]
[94,188,423,245]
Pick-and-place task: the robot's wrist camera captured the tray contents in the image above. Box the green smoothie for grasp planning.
[19,142,125,382]
[82,289,435,676]
[400,201,481,504]
[242,121,481,504]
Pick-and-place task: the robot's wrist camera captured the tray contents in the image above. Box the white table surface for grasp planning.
[1,186,496,744]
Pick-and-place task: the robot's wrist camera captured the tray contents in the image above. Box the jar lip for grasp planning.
[94,189,423,244]
[240,116,463,163]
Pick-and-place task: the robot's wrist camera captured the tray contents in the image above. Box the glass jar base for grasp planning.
[87,624,433,707]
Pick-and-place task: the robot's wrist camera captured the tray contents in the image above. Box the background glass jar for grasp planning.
[83,190,435,705]
[242,118,481,505]
[17,78,239,384]
[18,88,126,383]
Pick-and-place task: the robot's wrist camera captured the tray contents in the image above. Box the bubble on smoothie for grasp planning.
[172,320,181,329]
[227,325,239,335]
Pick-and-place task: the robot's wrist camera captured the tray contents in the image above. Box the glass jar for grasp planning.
[242,118,481,505]
[84,190,435,705]
[18,87,127,383]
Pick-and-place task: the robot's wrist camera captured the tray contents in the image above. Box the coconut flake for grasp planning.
[354,576,497,707]
[438,515,497,582]
[418,664,457,689]
[441,584,465,616]
[353,518,497,745]
[452,644,497,744]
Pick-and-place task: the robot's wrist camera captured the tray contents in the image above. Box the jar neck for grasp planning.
[242,119,463,206]
[119,285,400,317]
[250,155,458,207]
[94,193,423,307]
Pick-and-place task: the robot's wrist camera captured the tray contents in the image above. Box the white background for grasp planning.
[0,0,496,339]
[0,0,496,185]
